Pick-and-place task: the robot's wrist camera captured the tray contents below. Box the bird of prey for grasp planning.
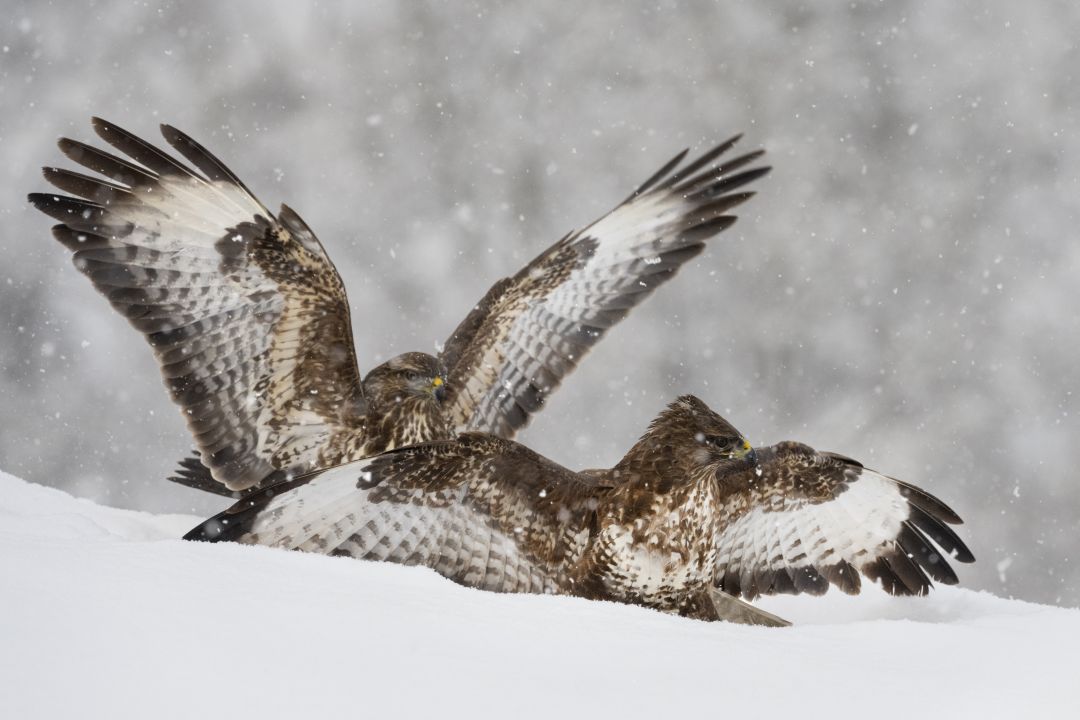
[186,395,974,625]
[29,118,769,496]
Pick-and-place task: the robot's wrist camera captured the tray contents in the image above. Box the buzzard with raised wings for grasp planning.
[30,119,768,495]
[187,395,974,625]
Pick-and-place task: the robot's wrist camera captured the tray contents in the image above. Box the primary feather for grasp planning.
[188,395,973,624]
[32,119,768,494]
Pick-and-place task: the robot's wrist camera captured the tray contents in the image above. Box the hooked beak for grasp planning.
[432,376,446,402]
[734,438,756,465]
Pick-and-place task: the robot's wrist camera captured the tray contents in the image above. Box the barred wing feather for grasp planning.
[186,435,597,594]
[714,442,975,599]
[29,118,364,491]
[441,139,770,437]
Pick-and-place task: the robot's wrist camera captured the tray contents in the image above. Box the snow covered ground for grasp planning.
[2,469,1075,719]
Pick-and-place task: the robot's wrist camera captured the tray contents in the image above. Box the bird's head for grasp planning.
[612,394,756,497]
[362,352,447,408]
[654,395,757,474]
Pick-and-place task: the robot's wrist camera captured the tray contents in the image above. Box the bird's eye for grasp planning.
[706,436,745,455]
[405,371,419,381]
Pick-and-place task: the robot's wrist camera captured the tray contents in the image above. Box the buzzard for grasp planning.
[186,395,974,625]
[29,119,769,495]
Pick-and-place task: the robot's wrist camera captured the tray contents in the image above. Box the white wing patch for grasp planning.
[444,141,768,438]
[233,461,554,594]
[715,469,915,596]
[32,119,364,492]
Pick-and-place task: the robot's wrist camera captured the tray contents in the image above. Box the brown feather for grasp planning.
[32,119,768,499]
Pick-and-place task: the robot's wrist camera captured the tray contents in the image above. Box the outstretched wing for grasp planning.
[29,119,365,491]
[713,441,974,599]
[185,434,598,594]
[440,139,770,437]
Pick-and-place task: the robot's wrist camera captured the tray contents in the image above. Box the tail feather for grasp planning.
[708,588,791,627]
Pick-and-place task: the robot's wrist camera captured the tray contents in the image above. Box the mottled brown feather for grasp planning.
[188,395,973,623]
[32,119,768,497]
[440,141,770,438]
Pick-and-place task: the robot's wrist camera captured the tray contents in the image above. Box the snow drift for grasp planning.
[1,470,1074,719]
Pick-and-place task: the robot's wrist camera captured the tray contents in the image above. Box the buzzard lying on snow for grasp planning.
[29,118,768,496]
[187,395,974,625]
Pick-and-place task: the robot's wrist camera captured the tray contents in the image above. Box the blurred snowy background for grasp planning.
[1,1,1076,606]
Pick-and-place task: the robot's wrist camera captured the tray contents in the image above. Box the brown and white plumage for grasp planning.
[187,395,973,624]
[711,442,973,599]
[439,138,768,437]
[30,119,768,494]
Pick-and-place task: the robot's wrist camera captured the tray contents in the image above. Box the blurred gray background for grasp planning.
[1,1,1077,605]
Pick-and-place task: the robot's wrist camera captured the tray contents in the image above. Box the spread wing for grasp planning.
[185,434,598,594]
[440,138,770,437]
[713,441,975,600]
[29,118,365,491]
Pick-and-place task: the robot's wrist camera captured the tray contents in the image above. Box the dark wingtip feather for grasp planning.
[791,565,829,595]
[889,542,934,595]
[167,452,244,499]
[184,490,271,542]
[183,473,317,542]
[685,135,744,171]
[50,225,108,252]
[90,116,204,180]
[27,191,58,207]
[624,147,690,202]
[679,216,737,244]
[722,189,756,208]
[864,553,932,597]
[28,193,107,228]
[730,148,766,165]
[159,122,254,194]
[655,135,745,192]
[41,166,129,204]
[708,165,773,196]
[183,503,257,542]
[908,504,976,563]
[56,136,157,189]
[718,574,743,598]
[899,521,960,585]
[896,479,964,525]
[674,149,768,195]
[822,560,862,595]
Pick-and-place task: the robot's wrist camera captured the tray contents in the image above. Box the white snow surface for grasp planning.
[1,470,1075,719]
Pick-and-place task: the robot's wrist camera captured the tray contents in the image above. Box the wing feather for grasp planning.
[714,441,974,599]
[29,119,365,492]
[186,435,600,594]
[441,139,770,438]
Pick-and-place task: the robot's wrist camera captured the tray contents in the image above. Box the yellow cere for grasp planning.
[432,376,444,387]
